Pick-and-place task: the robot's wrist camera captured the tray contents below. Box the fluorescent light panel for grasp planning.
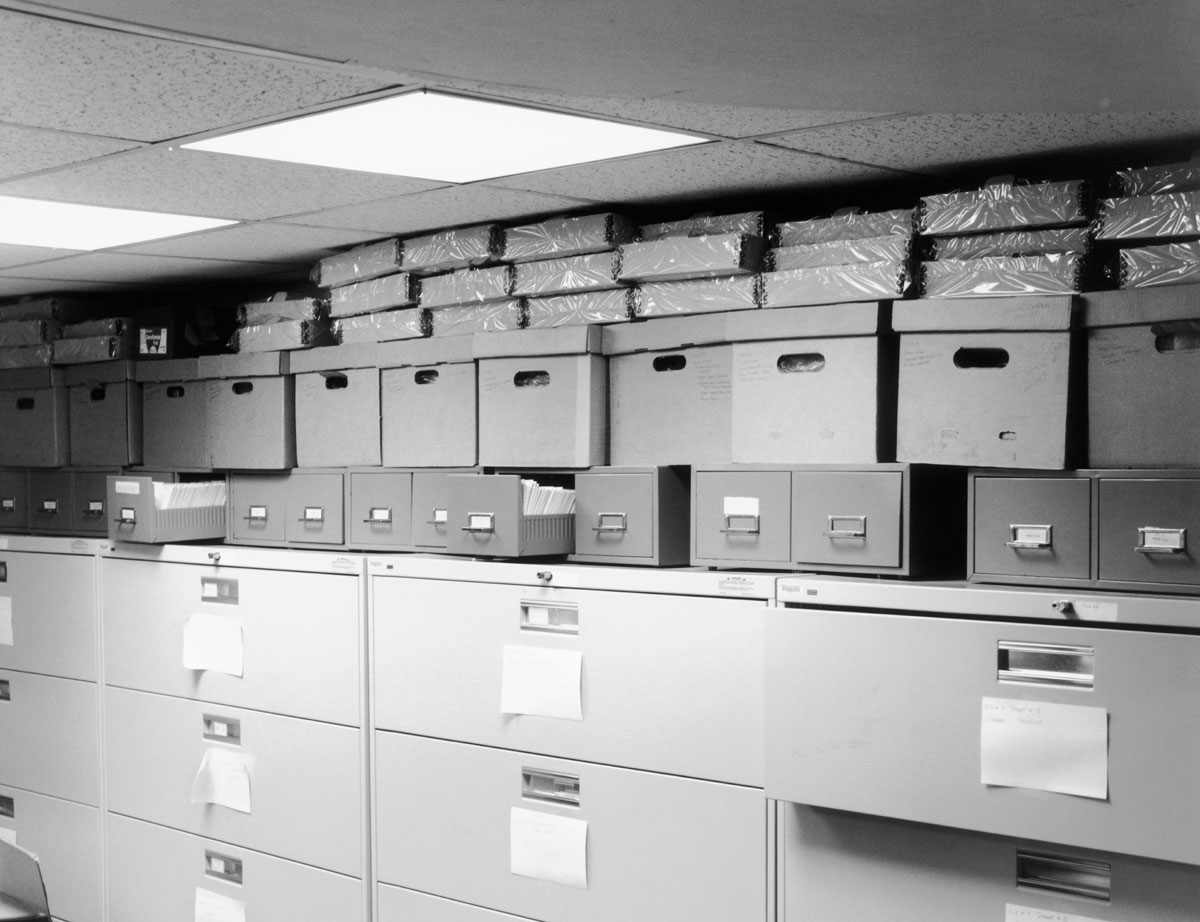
[0,196,236,250]
[182,90,707,182]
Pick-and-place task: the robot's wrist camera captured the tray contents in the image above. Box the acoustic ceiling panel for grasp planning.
[0,123,140,180]
[0,251,303,284]
[116,221,383,263]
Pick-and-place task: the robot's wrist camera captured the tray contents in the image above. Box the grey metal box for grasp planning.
[693,468,792,566]
[347,469,413,550]
[228,473,289,544]
[444,474,574,558]
[792,469,903,569]
[0,470,28,533]
[26,471,73,535]
[411,471,455,549]
[283,471,345,546]
[972,474,1092,582]
[570,466,689,566]
[1098,476,1200,589]
[70,469,115,536]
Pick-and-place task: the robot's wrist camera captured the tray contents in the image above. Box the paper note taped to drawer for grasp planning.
[190,748,254,814]
[196,887,246,922]
[0,827,15,846]
[1007,903,1108,922]
[0,596,11,646]
[182,613,244,677]
[510,807,588,889]
[981,697,1108,800]
[501,645,583,720]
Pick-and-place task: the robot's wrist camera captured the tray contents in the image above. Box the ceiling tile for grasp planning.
[117,221,387,263]
[0,147,446,220]
[0,242,80,270]
[0,9,396,142]
[0,252,303,285]
[0,123,139,180]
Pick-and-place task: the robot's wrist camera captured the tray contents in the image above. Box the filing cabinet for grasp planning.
[0,470,29,533]
[227,470,346,547]
[27,470,73,535]
[410,470,458,549]
[346,468,414,550]
[570,466,689,566]
[443,473,575,558]
[70,469,116,537]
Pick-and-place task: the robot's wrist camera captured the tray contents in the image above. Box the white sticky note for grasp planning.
[0,596,12,647]
[500,645,583,721]
[723,495,759,517]
[195,887,246,922]
[0,827,15,846]
[1006,902,1110,922]
[190,748,253,814]
[510,807,588,889]
[981,697,1108,800]
[182,614,244,677]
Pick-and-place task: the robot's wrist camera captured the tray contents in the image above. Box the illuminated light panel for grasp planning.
[0,196,237,250]
[182,90,708,182]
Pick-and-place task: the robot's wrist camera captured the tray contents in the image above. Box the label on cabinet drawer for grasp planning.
[0,596,11,646]
[981,698,1108,800]
[195,887,246,922]
[182,614,244,677]
[0,827,14,846]
[190,748,254,814]
[500,645,583,721]
[510,807,588,889]
[1007,903,1109,922]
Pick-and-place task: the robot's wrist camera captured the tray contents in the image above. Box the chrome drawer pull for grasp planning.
[824,514,867,539]
[0,795,12,818]
[521,601,579,634]
[82,500,104,517]
[205,850,244,886]
[243,505,268,523]
[592,511,627,534]
[426,508,448,526]
[298,506,325,524]
[0,679,9,701]
[363,506,392,525]
[115,507,137,525]
[1136,526,1186,554]
[998,641,1094,689]
[0,498,14,513]
[462,512,496,534]
[1006,524,1053,549]
[720,513,760,536]
[39,499,58,515]
[1016,851,1111,902]
[522,768,580,806]
[202,714,241,744]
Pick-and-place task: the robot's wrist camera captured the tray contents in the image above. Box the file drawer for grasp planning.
[372,577,764,785]
[693,469,791,566]
[27,471,73,535]
[379,886,530,922]
[107,812,365,922]
[228,473,289,544]
[374,733,765,922]
[1097,476,1200,589]
[444,474,574,558]
[0,546,97,681]
[765,605,1200,865]
[0,470,29,533]
[791,469,901,569]
[347,470,413,550]
[0,670,99,805]
[0,785,102,922]
[102,557,361,726]
[778,804,1200,922]
[105,687,363,877]
[972,474,1092,582]
[70,469,113,536]
[570,466,689,566]
[411,471,454,549]
[283,471,345,546]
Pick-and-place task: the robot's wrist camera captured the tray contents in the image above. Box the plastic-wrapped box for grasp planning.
[401,223,504,274]
[919,253,1084,298]
[329,272,419,318]
[1114,159,1200,197]
[419,265,516,308]
[0,296,107,323]
[428,300,526,337]
[238,294,326,326]
[618,233,766,282]
[503,212,635,261]
[0,344,53,368]
[927,226,1091,260]
[512,251,623,296]
[634,275,760,318]
[51,334,136,364]
[524,288,636,328]
[311,237,402,288]
[769,234,911,270]
[760,261,910,308]
[1095,192,1200,240]
[775,209,915,246]
[1118,240,1200,289]
[639,211,766,240]
[60,316,131,339]
[0,319,56,347]
[919,180,1090,235]
[231,318,336,353]
[334,307,429,344]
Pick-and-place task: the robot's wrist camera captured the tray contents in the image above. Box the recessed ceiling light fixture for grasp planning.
[181,90,708,182]
[0,196,237,250]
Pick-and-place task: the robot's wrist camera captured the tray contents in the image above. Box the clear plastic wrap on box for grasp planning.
[334,307,429,345]
[769,234,911,270]
[513,251,623,296]
[0,319,55,347]
[419,264,516,308]
[0,297,108,323]
[1115,160,1200,197]
[60,317,130,339]
[329,272,419,318]
[51,334,135,364]
[231,318,336,353]
[0,344,53,369]
[919,180,1090,235]
[633,275,760,318]
[401,223,504,274]
[618,233,766,282]
[639,211,766,241]
[524,288,635,328]
[928,226,1092,260]
[503,212,635,261]
[311,237,402,288]
[919,253,1084,298]
[238,295,326,326]
[1095,192,1200,240]
[428,299,526,337]
[775,209,915,246]
[1118,241,1200,289]
[760,261,910,308]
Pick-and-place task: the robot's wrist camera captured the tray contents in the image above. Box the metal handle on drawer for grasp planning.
[998,641,1094,689]
[0,795,12,818]
[0,679,9,701]
[521,600,579,634]
[592,511,627,533]
[1016,851,1111,902]
[39,500,57,515]
[462,512,496,533]
[823,514,867,539]
[205,850,245,886]
[1135,526,1187,554]
[298,506,325,524]
[114,507,136,525]
[82,501,104,518]
[426,508,448,526]
[1006,524,1053,549]
[202,714,241,744]
[363,506,392,524]
[522,768,580,806]
[720,513,760,535]
[0,498,15,513]
[243,505,268,523]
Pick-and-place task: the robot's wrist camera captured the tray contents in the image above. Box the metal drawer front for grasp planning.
[284,472,345,545]
[1098,478,1200,588]
[70,470,112,536]
[0,470,29,533]
[410,472,455,549]
[27,471,72,534]
[973,476,1091,580]
[572,471,654,559]
[379,885,532,922]
[792,470,901,568]
[694,470,791,565]
[348,470,413,549]
[0,549,97,681]
[229,475,288,544]
[0,670,99,804]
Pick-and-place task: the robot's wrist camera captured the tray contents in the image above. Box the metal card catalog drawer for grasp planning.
[693,469,791,566]
[347,470,413,550]
[791,470,902,569]
[972,475,1092,581]
[0,670,99,805]
[778,804,1200,922]
[71,469,113,536]
[765,607,1200,865]
[101,558,361,726]
[284,471,345,546]
[372,577,764,785]
[570,467,689,565]
[374,733,765,922]
[1098,477,1200,589]
[107,812,365,922]
[0,785,102,922]
[27,471,72,534]
[0,549,97,681]
[379,885,531,922]
[445,474,573,558]
[228,474,288,544]
[104,687,363,877]
[0,470,29,533]
[411,471,454,549]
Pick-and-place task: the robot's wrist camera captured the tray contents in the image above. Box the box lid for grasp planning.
[601,311,732,355]
[63,359,137,386]
[376,335,474,368]
[1083,286,1200,328]
[892,295,1077,333]
[287,342,379,373]
[471,324,603,359]
[725,302,887,342]
[0,367,65,390]
[134,357,201,383]
[196,351,290,378]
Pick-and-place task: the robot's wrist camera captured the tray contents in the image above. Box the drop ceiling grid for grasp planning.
[114,221,393,263]
[0,251,304,284]
[0,122,142,180]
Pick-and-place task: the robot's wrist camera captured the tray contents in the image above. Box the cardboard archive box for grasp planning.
[289,343,381,468]
[0,368,68,468]
[377,336,477,467]
[65,360,142,467]
[200,352,295,470]
[137,359,210,470]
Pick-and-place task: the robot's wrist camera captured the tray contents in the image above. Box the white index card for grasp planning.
[182,613,244,677]
[981,697,1108,799]
[723,495,759,517]
[510,807,588,889]
[500,644,583,720]
[1007,903,1110,922]
[190,748,253,814]
[195,887,246,922]
[0,596,12,647]
[0,827,15,846]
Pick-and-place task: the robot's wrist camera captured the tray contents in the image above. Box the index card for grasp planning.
[190,748,253,814]
[182,613,244,677]
[501,645,583,721]
[981,697,1108,799]
[1007,903,1109,922]
[0,596,12,646]
[510,807,588,889]
[723,495,759,517]
[195,887,246,922]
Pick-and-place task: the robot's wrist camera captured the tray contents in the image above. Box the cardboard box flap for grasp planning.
[287,342,379,373]
[376,335,474,368]
[63,359,138,386]
[725,302,887,342]
[134,357,201,382]
[197,351,290,378]
[0,367,65,390]
[1083,286,1200,329]
[892,295,1077,333]
[602,311,732,355]
[471,324,603,359]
